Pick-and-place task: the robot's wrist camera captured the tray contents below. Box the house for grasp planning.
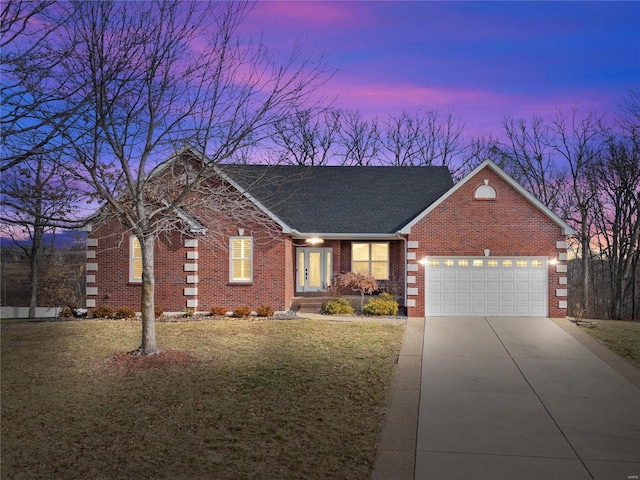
[84,154,574,318]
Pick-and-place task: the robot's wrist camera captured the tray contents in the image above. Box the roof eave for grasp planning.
[290,231,404,241]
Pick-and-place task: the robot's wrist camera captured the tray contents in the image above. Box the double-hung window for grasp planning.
[230,236,253,282]
[352,242,389,280]
[130,236,143,283]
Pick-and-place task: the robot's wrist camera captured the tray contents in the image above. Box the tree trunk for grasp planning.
[137,236,159,355]
[28,257,38,319]
[580,213,590,316]
[28,225,44,319]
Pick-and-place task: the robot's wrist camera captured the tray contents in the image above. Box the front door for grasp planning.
[296,248,332,292]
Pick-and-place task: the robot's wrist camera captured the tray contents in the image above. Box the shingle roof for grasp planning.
[218,165,454,235]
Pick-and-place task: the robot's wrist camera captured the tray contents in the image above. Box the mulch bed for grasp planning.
[106,349,199,374]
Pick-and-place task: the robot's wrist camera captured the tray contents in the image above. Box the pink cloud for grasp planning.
[249,1,366,29]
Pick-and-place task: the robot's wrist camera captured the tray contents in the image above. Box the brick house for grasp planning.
[84,155,574,318]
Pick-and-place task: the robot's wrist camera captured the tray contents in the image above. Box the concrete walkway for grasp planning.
[373,316,640,480]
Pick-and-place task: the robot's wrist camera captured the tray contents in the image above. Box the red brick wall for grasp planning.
[88,215,290,315]
[406,166,568,318]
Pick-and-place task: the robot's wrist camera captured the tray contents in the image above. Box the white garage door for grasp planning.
[426,257,547,316]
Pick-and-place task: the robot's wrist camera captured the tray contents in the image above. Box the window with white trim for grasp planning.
[352,242,389,280]
[130,236,142,282]
[230,236,253,282]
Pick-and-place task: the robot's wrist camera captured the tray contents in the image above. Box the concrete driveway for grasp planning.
[415,316,640,480]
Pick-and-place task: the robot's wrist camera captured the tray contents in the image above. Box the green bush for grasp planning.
[183,308,195,318]
[363,293,399,316]
[114,307,136,319]
[232,306,252,318]
[256,305,275,317]
[92,305,114,319]
[209,306,228,317]
[322,297,354,315]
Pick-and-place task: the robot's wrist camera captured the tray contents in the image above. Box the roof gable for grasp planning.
[400,160,576,235]
[218,165,454,235]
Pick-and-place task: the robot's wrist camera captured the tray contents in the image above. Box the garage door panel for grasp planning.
[426,257,547,317]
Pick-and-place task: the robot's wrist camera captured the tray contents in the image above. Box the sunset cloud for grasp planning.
[243,1,639,138]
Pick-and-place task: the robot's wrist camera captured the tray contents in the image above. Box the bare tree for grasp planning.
[271,108,340,165]
[553,110,606,317]
[0,0,78,173]
[0,152,81,317]
[338,110,380,166]
[379,110,425,166]
[496,116,567,214]
[42,0,330,355]
[591,137,640,319]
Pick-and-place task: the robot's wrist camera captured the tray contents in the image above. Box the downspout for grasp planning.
[396,231,408,313]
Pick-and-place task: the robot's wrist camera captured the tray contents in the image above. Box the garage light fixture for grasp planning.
[418,257,428,266]
[306,237,324,245]
[549,257,558,266]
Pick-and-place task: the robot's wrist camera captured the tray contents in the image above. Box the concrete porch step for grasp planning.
[293,297,328,314]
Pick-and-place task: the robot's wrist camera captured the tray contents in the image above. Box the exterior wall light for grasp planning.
[418,257,428,266]
[549,257,559,266]
[306,237,324,245]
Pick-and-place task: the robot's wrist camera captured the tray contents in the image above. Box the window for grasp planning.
[352,242,389,280]
[531,259,543,267]
[517,259,528,267]
[429,259,440,267]
[458,259,469,266]
[230,237,252,282]
[444,259,455,267]
[130,236,142,282]
[473,259,484,267]
[487,259,498,267]
[502,259,513,267]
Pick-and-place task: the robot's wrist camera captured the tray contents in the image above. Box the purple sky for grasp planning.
[244,1,640,138]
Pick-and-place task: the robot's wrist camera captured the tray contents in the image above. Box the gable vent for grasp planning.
[475,180,496,200]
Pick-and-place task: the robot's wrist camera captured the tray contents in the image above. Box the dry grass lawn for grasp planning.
[1,318,403,480]
[579,319,640,368]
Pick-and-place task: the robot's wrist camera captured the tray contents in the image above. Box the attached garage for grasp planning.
[425,257,548,316]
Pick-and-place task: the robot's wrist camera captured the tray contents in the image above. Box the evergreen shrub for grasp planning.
[322,297,354,315]
[363,293,399,316]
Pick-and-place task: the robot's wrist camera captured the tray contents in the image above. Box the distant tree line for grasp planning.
[1,1,638,322]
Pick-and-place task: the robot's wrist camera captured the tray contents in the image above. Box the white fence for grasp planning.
[1,306,61,319]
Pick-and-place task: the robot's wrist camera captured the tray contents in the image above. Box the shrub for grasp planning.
[58,305,75,318]
[155,305,164,318]
[209,306,228,317]
[93,305,114,319]
[114,307,136,319]
[256,305,275,317]
[363,292,399,316]
[322,297,354,315]
[183,308,194,318]
[337,272,378,311]
[232,305,252,318]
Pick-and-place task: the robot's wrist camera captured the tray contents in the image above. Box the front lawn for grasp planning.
[579,319,640,368]
[1,318,403,480]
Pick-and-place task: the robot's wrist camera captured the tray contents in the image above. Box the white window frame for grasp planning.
[130,235,142,283]
[230,236,253,283]
[351,242,389,280]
